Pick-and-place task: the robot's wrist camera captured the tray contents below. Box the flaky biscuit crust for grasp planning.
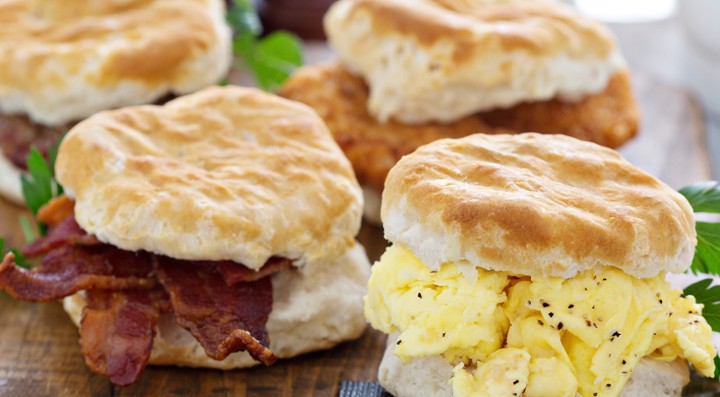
[325,0,626,124]
[56,87,363,269]
[382,133,695,278]
[0,0,231,125]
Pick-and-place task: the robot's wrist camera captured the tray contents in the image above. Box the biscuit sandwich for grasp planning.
[279,0,639,223]
[365,133,715,397]
[0,0,231,204]
[0,86,370,386]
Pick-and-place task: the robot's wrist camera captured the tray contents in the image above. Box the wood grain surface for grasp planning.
[0,71,713,397]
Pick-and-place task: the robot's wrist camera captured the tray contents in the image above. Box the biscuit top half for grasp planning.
[382,133,695,279]
[56,86,364,270]
[325,0,626,124]
[0,0,231,126]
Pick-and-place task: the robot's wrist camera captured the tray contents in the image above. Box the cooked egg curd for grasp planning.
[365,245,716,397]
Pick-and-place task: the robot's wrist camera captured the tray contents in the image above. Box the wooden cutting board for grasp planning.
[0,69,713,397]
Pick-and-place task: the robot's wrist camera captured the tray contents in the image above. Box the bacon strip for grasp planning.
[22,216,101,258]
[37,195,76,227]
[217,257,292,286]
[155,256,277,365]
[80,288,169,387]
[0,246,156,301]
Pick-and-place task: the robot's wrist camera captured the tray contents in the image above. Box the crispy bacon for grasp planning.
[217,257,292,286]
[22,216,100,258]
[80,288,169,386]
[0,245,156,301]
[2,198,284,384]
[155,256,277,365]
[37,195,76,227]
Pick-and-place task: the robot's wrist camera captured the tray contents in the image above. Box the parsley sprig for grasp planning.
[683,278,720,380]
[0,237,30,269]
[226,0,303,91]
[680,181,720,276]
[20,136,65,240]
[684,279,720,331]
[679,181,720,381]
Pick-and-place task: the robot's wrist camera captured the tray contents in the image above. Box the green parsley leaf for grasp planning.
[19,215,38,243]
[226,0,261,36]
[684,279,720,382]
[0,238,30,269]
[21,147,54,216]
[691,221,720,276]
[245,32,304,91]
[691,221,720,275]
[680,181,720,214]
[684,278,720,331]
[10,249,30,269]
[226,0,304,91]
[679,181,720,275]
[20,135,65,237]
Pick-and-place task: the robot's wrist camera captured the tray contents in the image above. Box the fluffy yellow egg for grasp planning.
[365,245,716,397]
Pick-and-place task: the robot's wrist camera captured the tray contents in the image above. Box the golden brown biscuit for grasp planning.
[382,133,695,278]
[0,0,231,126]
[325,0,626,123]
[56,86,363,270]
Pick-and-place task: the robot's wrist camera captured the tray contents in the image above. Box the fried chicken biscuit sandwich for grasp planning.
[279,0,639,223]
[0,86,371,386]
[365,133,715,397]
[0,0,231,204]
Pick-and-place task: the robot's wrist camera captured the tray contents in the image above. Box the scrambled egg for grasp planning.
[365,245,717,397]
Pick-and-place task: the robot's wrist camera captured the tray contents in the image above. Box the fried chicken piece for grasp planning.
[478,69,638,149]
[279,63,499,193]
[278,62,638,195]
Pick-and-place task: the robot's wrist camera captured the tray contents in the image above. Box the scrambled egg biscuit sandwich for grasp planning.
[365,133,715,397]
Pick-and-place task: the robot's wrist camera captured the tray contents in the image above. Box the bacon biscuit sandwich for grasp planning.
[0,86,371,386]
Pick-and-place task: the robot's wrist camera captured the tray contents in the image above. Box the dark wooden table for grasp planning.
[0,67,713,396]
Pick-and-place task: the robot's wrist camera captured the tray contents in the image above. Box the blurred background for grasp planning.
[596,0,720,176]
